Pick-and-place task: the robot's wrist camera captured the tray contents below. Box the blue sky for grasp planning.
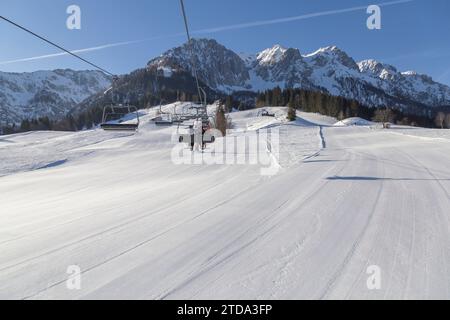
[1,0,449,85]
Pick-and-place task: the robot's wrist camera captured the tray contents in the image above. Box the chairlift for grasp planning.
[174,1,216,150]
[172,103,185,124]
[153,101,174,126]
[99,76,140,131]
[154,113,174,126]
[177,125,216,150]
[171,101,206,124]
[172,115,184,124]
[100,105,140,131]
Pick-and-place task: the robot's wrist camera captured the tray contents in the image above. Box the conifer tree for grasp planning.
[287,95,296,121]
[215,104,227,137]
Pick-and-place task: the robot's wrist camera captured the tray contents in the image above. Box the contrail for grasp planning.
[0,0,414,66]
[0,36,179,65]
[193,0,414,34]
[0,41,141,65]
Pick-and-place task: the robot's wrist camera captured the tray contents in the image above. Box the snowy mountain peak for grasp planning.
[306,45,346,57]
[358,59,399,80]
[257,45,288,65]
[358,59,397,73]
[402,70,418,76]
[305,45,359,71]
[148,38,250,91]
[402,71,433,82]
[310,45,339,54]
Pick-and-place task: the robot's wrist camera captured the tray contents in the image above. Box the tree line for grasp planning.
[2,85,449,135]
[254,87,441,128]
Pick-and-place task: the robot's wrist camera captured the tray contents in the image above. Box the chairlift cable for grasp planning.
[0,15,116,77]
[179,0,203,106]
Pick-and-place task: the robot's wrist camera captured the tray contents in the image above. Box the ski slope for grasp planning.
[1,105,450,300]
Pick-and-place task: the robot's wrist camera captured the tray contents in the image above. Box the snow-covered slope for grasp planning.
[1,105,450,299]
[0,69,111,124]
[148,39,450,111]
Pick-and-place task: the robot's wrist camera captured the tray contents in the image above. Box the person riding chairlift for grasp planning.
[188,125,195,151]
[202,122,210,150]
[192,119,203,152]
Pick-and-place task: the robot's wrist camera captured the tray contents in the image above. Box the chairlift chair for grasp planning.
[154,113,174,126]
[172,115,184,124]
[100,105,140,131]
[152,100,174,126]
[177,116,215,150]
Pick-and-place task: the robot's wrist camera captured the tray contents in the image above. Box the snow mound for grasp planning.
[296,112,337,126]
[334,117,374,127]
[228,107,288,132]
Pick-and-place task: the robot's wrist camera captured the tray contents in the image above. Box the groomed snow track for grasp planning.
[1,106,449,300]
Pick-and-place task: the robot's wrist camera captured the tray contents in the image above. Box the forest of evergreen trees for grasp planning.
[1,85,445,135]
[1,109,104,134]
[254,87,437,128]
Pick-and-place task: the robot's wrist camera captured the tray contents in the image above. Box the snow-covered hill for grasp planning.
[0,69,111,124]
[1,105,450,299]
[148,39,450,112]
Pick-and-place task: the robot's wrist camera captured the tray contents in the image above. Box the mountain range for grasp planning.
[148,39,450,114]
[2,38,450,124]
[0,69,111,124]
